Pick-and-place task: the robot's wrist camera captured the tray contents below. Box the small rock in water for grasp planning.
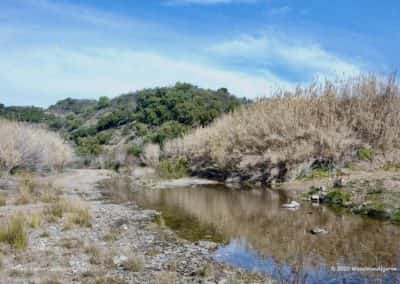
[311,194,320,202]
[282,201,300,209]
[310,227,328,235]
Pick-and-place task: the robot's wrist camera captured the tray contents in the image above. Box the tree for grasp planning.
[98,96,110,109]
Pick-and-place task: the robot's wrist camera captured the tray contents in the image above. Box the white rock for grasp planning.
[113,255,128,265]
[282,201,300,208]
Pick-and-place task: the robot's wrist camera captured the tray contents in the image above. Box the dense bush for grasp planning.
[96,110,133,131]
[0,105,48,123]
[165,76,400,180]
[135,83,244,127]
[0,120,74,172]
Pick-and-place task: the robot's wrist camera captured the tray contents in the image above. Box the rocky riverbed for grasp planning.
[0,169,271,283]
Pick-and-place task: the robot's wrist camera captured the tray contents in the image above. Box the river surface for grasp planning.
[105,179,400,283]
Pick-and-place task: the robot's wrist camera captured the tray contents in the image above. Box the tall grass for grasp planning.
[165,75,400,178]
[0,120,74,173]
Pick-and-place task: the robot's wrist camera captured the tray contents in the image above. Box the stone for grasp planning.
[113,255,128,266]
[282,201,300,209]
[334,178,344,188]
[311,194,320,202]
[309,228,328,235]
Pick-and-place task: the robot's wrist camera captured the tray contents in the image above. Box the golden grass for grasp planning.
[0,192,6,206]
[27,212,43,229]
[165,75,400,176]
[46,197,91,228]
[0,214,28,250]
[0,120,74,173]
[15,175,62,205]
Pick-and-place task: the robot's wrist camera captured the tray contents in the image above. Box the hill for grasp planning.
[1,83,246,167]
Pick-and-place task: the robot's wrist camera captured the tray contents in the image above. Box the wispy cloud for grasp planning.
[208,33,361,79]
[0,46,292,106]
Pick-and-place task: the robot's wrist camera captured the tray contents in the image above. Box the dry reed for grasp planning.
[165,75,400,175]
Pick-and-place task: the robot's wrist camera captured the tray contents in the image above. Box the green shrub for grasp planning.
[97,110,132,131]
[96,132,113,145]
[157,159,189,179]
[77,137,102,156]
[326,190,352,204]
[97,96,111,109]
[127,143,144,157]
[357,147,374,161]
[391,210,400,223]
[150,121,188,145]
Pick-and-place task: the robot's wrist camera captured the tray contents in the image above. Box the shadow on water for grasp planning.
[101,178,400,283]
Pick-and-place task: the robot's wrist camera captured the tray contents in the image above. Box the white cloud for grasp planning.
[0,46,293,106]
[208,33,361,78]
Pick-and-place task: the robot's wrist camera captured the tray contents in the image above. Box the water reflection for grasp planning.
[103,179,400,283]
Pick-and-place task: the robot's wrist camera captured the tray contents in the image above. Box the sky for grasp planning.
[1,0,399,107]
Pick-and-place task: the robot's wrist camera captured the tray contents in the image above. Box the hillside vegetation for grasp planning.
[165,76,400,183]
[0,83,244,168]
[0,120,73,173]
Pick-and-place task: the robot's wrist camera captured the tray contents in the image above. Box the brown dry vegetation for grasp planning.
[165,75,400,181]
[0,120,74,173]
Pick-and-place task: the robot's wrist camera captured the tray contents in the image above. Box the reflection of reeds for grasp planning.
[134,187,400,270]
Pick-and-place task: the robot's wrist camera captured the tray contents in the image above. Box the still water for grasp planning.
[104,179,400,283]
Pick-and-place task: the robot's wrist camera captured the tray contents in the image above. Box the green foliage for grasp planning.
[71,126,97,141]
[134,122,149,137]
[97,110,133,131]
[97,96,111,109]
[357,147,374,161]
[135,83,244,127]
[146,121,188,145]
[96,131,112,145]
[48,98,97,115]
[127,143,144,157]
[0,105,47,123]
[157,159,189,179]
[77,137,102,156]
[391,210,400,223]
[326,190,352,204]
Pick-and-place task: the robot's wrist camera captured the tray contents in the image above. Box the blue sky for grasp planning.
[1,0,399,106]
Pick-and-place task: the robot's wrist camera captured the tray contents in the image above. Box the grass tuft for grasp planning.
[122,255,145,272]
[157,159,188,179]
[0,214,28,250]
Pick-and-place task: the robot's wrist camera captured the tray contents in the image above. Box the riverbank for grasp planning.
[294,165,400,223]
[0,169,271,283]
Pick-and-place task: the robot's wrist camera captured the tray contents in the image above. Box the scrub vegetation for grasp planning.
[0,120,74,173]
[165,75,400,182]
